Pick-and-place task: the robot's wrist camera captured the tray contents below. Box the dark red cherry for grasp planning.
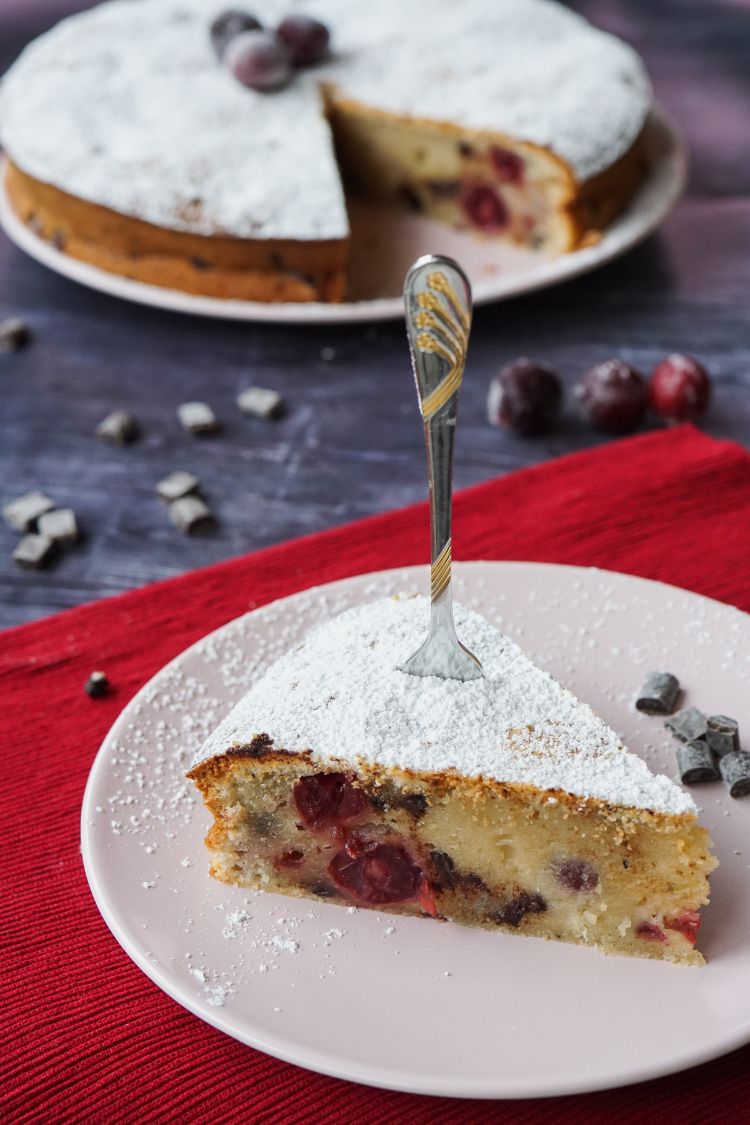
[665,910,701,944]
[460,183,509,233]
[293,772,368,834]
[276,14,330,66]
[225,30,293,91]
[489,146,524,185]
[635,921,667,942]
[210,9,262,59]
[649,355,711,423]
[552,858,599,893]
[329,844,423,904]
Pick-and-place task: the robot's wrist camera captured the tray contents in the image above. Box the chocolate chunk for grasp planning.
[399,184,423,213]
[96,410,139,444]
[169,495,214,533]
[155,471,200,502]
[635,672,680,715]
[12,533,55,569]
[0,317,30,352]
[236,386,285,419]
[177,401,220,434]
[398,792,428,819]
[3,490,54,531]
[37,508,78,546]
[665,707,707,743]
[490,891,547,928]
[428,179,460,198]
[430,850,459,891]
[719,752,750,798]
[706,715,740,757]
[84,670,109,699]
[677,740,718,784]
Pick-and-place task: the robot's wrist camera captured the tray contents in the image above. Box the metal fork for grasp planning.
[400,254,484,682]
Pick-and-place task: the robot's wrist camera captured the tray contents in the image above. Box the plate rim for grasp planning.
[81,560,750,1100]
[3,106,686,326]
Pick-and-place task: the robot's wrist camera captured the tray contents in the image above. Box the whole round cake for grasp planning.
[0,0,652,302]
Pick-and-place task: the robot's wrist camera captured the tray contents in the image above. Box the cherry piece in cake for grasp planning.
[294,772,368,833]
[329,844,423,904]
[460,183,509,233]
[489,146,524,185]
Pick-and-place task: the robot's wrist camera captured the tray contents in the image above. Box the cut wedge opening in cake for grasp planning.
[188,596,716,965]
[0,0,653,302]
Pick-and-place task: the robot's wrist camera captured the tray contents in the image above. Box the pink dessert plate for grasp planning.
[3,108,684,326]
[81,561,750,1099]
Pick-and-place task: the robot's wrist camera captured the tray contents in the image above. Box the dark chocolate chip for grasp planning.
[0,317,31,352]
[12,533,55,569]
[666,707,707,743]
[430,850,459,892]
[706,715,740,757]
[489,891,547,928]
[457,141,474,158]
[3,490,55,531]
[51,230,67,251]
[189,256,210,271]
[249,811,278,838]
[677,740,718,784]
[304,879,337,899]
[37,508,79,546]
[169,495,215,534]
[398,792,428,819]
[236,386,285,419]
[177,401,220,435]
[155,471,200,502]
[635,671,680,715]
[399,184,423,213]
[96,410,139,444]
[84,671,109,699]
[719,752,750,798]
[428,179,461,198]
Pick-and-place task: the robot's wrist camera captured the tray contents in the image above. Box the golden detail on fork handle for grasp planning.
[431,539,452,601]
[414,272,469,421]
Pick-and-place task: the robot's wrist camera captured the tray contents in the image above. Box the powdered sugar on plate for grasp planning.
[193,595,695,814]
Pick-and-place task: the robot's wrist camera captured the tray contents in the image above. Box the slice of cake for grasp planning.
[187,596,716,964]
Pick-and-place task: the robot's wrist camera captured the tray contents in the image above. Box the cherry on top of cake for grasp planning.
[0,0,652,243]
[193,595,696,817]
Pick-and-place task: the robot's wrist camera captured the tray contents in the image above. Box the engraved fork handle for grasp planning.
[402,255,483,681]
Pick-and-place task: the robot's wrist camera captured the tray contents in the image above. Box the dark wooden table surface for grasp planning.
[2,0,749,630]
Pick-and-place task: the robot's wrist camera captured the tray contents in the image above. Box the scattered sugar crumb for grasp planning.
[272,936,300,954]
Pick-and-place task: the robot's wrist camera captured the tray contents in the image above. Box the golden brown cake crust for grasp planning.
[5,161,349,303]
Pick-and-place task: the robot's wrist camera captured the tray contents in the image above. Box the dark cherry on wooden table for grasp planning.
[1,0,749,629]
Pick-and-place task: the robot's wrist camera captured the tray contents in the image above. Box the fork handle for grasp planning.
[403,255,472,604]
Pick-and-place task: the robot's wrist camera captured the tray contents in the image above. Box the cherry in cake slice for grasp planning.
[188,596,716,964]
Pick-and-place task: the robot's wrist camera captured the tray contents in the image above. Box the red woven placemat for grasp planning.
[3,425,750,1124]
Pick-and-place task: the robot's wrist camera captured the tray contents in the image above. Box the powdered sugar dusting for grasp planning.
[193,596,695,815]
[0,0,650,241]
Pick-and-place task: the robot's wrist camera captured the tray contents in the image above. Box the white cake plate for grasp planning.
[2,109,685,325]
[81,561,750,1099]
